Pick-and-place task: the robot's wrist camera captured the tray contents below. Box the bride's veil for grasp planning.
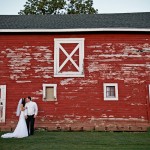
[16,99,22,116]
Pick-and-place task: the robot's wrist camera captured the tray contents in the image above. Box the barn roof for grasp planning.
[0,12,150,32]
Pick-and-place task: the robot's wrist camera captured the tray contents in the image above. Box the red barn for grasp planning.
[0,12,150,131]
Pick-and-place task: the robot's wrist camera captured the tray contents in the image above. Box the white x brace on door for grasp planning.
[0,85,6,122]
[54,38,84,77]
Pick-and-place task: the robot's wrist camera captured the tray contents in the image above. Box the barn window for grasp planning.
[103,83,118,101]
[43,84,57,101]
[54,38,84,77]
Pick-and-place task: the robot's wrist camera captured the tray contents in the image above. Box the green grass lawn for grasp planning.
[0,131,150,150]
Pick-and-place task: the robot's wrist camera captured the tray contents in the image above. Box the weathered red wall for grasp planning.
[0,33,150,131]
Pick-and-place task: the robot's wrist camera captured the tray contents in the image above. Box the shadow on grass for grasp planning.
[0,131,150,150]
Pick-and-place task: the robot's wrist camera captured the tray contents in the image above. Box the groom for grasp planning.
[25,96,38,136]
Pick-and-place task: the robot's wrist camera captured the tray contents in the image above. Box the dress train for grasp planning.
[1,111,28,138]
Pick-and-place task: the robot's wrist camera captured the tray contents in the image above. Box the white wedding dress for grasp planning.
[1,111,28,138]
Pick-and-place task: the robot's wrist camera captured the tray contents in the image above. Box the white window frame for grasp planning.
[0,85,6,122]
[43,84,57,101]
[103,83,118,101]
[54,38,85,77]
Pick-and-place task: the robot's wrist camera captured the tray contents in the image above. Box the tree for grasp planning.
[18,0,98,15]
[19,0,66,15]
[67,0,97,14]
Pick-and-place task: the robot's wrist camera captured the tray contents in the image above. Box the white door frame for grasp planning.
[149,85,150,102]
[54,38,85,77]
[0,85,6,122]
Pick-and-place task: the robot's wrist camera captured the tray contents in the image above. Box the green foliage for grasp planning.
[19,0,66,15]
[67,0,97,14]
[18,0,98,15]
[1,131,150,150]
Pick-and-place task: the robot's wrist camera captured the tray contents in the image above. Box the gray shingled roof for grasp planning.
[0,12,150,31]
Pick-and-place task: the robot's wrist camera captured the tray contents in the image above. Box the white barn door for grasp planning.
[54,38,84,77]
[0,85,6,122]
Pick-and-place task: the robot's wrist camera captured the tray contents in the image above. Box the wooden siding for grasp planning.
[0,33,150,131]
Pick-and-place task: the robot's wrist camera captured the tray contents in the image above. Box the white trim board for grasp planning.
[0,28,150,33]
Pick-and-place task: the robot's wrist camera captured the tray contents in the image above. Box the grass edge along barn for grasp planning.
[0,12,150,131]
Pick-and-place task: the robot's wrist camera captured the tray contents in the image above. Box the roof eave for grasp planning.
[0,28,150,32]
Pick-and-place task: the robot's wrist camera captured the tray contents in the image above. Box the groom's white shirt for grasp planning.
[25,101,38,116]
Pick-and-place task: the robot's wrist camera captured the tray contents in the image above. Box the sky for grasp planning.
[0,0,149,15]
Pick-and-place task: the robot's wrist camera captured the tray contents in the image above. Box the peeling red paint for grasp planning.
[0,33,150,131]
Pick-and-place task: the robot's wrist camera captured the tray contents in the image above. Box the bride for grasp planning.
[1,98,28,138]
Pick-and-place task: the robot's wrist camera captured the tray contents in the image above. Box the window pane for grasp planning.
[46,87,54,100]
[106,86,115,97]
